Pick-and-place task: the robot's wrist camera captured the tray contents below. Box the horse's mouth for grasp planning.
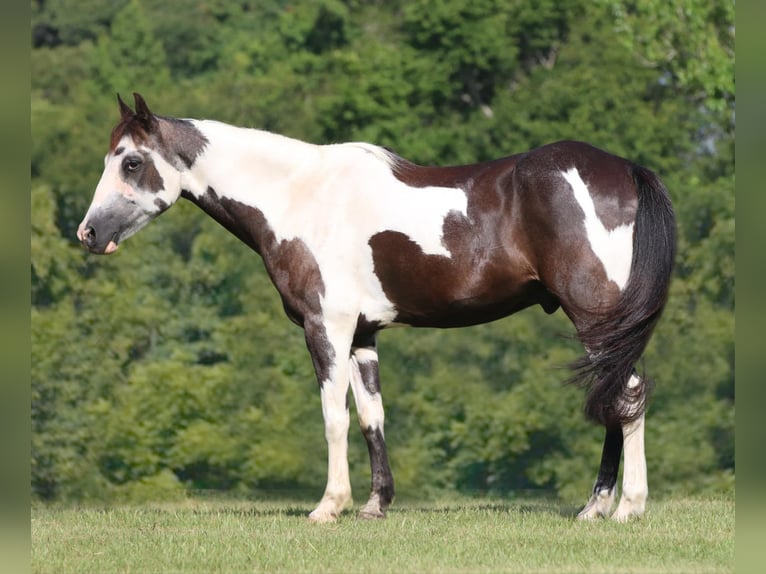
[77,223,121,254]
[104,233,120,254]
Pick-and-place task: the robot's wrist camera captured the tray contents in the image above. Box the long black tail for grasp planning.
[570,165,676,427]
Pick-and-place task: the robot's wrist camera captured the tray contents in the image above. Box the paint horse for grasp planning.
[78,93,675,522]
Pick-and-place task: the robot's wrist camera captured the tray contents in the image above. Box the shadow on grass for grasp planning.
[158,490,583,520]
[43,488,583,520]
[388,500,582,519]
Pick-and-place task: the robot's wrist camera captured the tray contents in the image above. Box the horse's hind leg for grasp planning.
[577,373,648,521]
[349,334,394,518]
[578,426,623,519]
[561,281,648,521]
[612,373,648,521]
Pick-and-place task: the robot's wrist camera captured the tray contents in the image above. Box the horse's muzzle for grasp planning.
[77,223,119,254]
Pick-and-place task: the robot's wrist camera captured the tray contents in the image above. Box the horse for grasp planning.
[77,93,675,523]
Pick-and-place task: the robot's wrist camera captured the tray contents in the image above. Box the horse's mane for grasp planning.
[347,142,400,171]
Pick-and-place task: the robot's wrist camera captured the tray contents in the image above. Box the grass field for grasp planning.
[31,495,734,573]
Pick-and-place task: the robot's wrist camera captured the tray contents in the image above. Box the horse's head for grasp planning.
[77,93,185,254]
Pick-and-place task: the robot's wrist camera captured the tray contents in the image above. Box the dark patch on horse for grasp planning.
[390,152,523,191]
[157,117,209,169]
[181,187,263,252]
[85,198,141,253]
[132,151,165,193]
[372,147,565,326]
[353,314,382,346]
[371,141,640,329]
[110,114,154,152]
[304,317,336,389]
[356,357,380,396]
[370,226,555,327]
[182,187,326,322]
[181,186,334,386]
[110,110,208,171]
[592,426,623,494]
[154,198,170,213]
[363,426,394,510]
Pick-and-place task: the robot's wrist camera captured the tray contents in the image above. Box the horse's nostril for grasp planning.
[83,226,96,246]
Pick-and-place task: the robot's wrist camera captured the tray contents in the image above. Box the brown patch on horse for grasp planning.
[110,116,150,152]
[518,140,638,231]
[371,151,558,327]
[133,151,165,193]
[181,187,334,383]
[157,118,209,168]
[369,224,555,327]
[111,116,208,167]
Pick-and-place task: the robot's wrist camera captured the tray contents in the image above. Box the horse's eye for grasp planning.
[123,157,142,173]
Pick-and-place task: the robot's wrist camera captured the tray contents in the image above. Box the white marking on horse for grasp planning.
[184,120,469,325]
[310,318,355,522]
[612,373,647,521]
[353,347,378,364]
[562,168,634,290]
[349,354,384,435]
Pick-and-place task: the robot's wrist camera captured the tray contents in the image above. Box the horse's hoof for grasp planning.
[308,508,339,523]
[611,506,644,522]
[611,495,646,522]
[576,508,604,520]
[358,508,386,519]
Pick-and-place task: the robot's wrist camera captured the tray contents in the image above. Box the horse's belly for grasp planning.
[367,228,545,328]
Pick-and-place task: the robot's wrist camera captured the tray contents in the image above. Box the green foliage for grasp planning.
[31,0,734,504]
[603,0,735,118]
[88,0,171,94]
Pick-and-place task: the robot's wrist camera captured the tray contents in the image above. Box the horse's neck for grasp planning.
[179,120,328,251]
[192,120,321,197]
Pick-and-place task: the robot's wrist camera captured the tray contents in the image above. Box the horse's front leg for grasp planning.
[305,317,354,523]
[349,334,394,518]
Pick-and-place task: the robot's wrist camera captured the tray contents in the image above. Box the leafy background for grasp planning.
[31,0,734,505]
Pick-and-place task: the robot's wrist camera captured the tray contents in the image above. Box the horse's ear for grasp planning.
[133,92,158,133]
[117,93,133,119]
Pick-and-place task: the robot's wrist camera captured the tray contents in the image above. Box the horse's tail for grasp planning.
[570,165,676,427]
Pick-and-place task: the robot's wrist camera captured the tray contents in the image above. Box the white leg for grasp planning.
[306,320,354,523]
[309,378,353,522]
[612,374,648,521]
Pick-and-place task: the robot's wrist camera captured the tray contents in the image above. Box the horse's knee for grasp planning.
[357,393,384,431]
[323,411,350,443]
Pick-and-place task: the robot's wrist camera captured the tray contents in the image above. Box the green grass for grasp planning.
[31,496,734,573]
